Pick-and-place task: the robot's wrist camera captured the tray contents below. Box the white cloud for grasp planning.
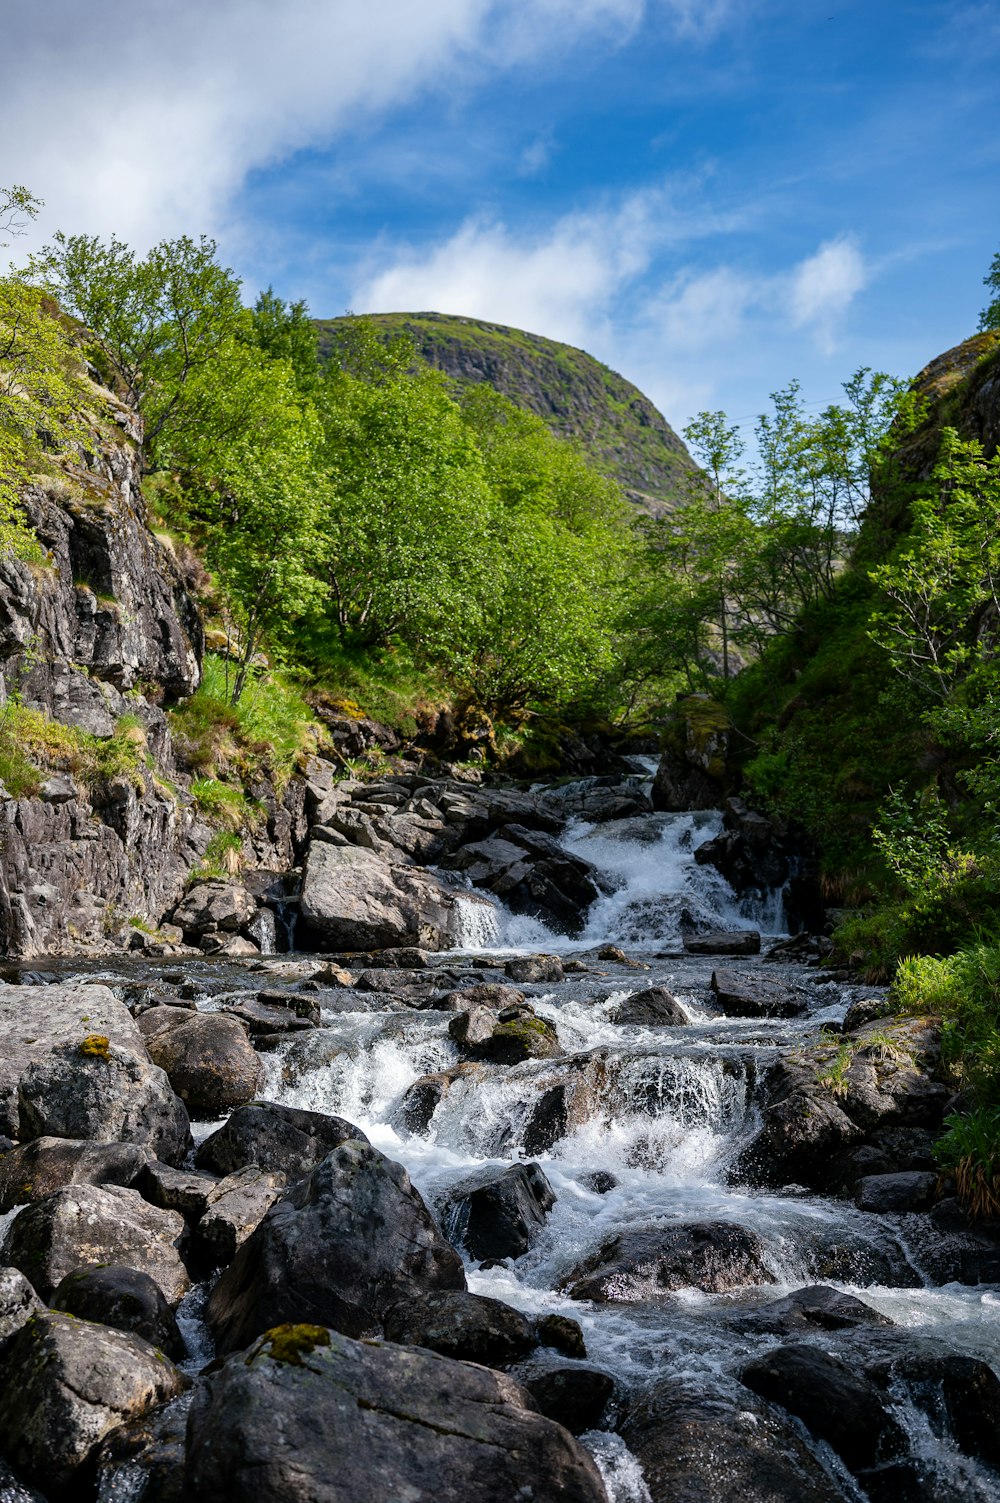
[0,0,647,252]
[788,235,868,349]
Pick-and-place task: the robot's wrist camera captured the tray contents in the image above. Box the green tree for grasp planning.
[246,287,320,395]
[980,251,1000,332]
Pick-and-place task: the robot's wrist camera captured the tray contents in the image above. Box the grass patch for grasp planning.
[0,702,147,798]
[169,654,320,787]
[190,831,244,883]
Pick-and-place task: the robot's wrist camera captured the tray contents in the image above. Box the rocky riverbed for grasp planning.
[0,768,998,1502]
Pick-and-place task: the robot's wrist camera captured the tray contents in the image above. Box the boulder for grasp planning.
[145,1012,264,1117]
[299,842,456,951]
[711,969,807,1018]
[565,1220,775,1301]
[856,1170,938,1213]
[205,1140,466,1353]
[451,1009,563,1065]
[136,1003,198,1041]
[171,881,258,936]
[0,1137,153,1212]
[0,984,189,1164]
[222,995,319,1036]
[50,1264,184,1360]
[505,955,566,984]
[0,1266,44,1346]
[2,1183,189,1303]
[445,1162,556,1264]
[0,1310,185,1499]
[732,1284,894,1336]
[621,1380,852,1503]
[536,1313,588,1358]
[183,1326,608,1503]
[195,1100,367,1179]
[194,1166,287,1265]
[140,1160,221,1219]
[94,1393,191,1503]
[439,982,527,1011]
[523,1366,615,1434]
[613,987,688,1026]
[383,1290,538,1367]
[740,1343,908,1472]
[859,1347,1000,1469]
[683,930,761,956]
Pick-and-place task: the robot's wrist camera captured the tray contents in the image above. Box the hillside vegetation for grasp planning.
[313,311,698,514]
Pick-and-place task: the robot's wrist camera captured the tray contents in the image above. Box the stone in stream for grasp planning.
[444,1161,556,1265]
[171,879,258,937]
[195,1099,367,1179]
[505,955,566,984]
[183,1326,608,1503]
[449,1006,563,1065]
[522,1365,616,1434]
[710,968,807,1018]
[564,1220,776,1300]
[683,930,761,956]
[94,1393,192,1503]
[536,1312,588,1358]
[0,1310,186,1500]
[382,1290,538,1367]
[222,994,320,1035]
[621,1379,854,1503]
[0,1266,44,1346]
[50,1263,184,1360]
[2,1182,189,1303]
[205,1139,466,1353]
[732,1283,894,1336]
[0,983,191,1165]
[740,1343,908,1473]
[193,1166,288,1265]
[855,1169,937,1213]
[298,841,457,951]
[0,1137,154,1212]
[439,982,527,1011]
[613,986,688,1025]
[0,1458,46,1503]
[860,1347,1000,1470]
[144,1011,264,1117]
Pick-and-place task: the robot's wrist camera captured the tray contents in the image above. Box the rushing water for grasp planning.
[32,782,1000,1500]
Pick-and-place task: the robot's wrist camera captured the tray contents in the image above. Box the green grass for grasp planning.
[168,654,320,787]
[0,702,147,798]
[190,830,244,883]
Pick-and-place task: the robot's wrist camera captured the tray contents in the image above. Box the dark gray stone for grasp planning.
[565,1221,776,1301]
[0,1137,153,1212]
[445,1161,556,1264]
[383,1290,538,1367]
[145,1012,263,1117]
[195,1100,367,1179]
[51,1263,184,1359]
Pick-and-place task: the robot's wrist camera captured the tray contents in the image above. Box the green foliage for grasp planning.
[169,654,316,788]
[0,702,146,798]
[191,831,244,883]
[979,251,1000,333]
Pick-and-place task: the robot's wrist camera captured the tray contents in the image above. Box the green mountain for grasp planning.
[313,311,697,514]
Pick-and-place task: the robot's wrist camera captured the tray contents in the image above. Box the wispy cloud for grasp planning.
[788,235,868,351]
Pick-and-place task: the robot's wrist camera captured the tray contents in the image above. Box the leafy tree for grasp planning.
[27,232,244,454]
[246,288,320,395]
[980,251,1000,332]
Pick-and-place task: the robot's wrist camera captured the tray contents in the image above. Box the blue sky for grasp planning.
[3,0,998,435]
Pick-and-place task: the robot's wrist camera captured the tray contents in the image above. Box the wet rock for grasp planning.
[194,1166,287,1265]
[711,968,807,1018]
[136,1003,201,1041]
[0,983,190,1164]
[565,1221,776,1300]
[94,1392,191,1503]
[2,1183,189,1303]
[521,1057,607,1155]
[580,1170,619,1195]
[383,1290,538,1367]
[613,986,688,1025]
[299,842,456,951]
[621,1379,852,1503]
[394,1068,465,1134]
[0,1310,185,1500]
[195,1100,367,1179]
[184,1325,608,1503]
[439,982,527,1011]
[205,1140,466,1352]
[51,1264,184,1360]
[171,880,258,937]
[145,1012,264,1116]
[444,1161,556,1264]
[0,1458,46,1502]
[842,995,894,1032]
[223,993,320,1035]
[861,1348,1000,1468]
[856,1170,938,1213]
[536,1312,588,1358]
[523,1366,615,1434]
[140,1160,220,1218]
[505,955,566,984]
[0,1137,153,1212]
[0,1266,43,1346]
[733,1284,894,1336]
[735,1061,863,1187]
[683,929,761,955]
[463,1012,563,1065]
[740,1343,907,1472]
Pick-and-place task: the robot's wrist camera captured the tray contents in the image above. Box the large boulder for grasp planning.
[2,1183,189,1303]
[0,1310,185,1500]
[183,1325,609,1503]
[710,969,807,1018]
[0,984,189,1164]
[145,1012,264,1117]
[621,1379,852,1502]
[0,1266,44,1346]
[740,1343,908,1473]
[195,1100,367,1178]
[50,1264,184,1360]
[194,1166,287,1265]
[299,842,457,951]
[171,880,258,937]
[206,1140,466,1353]
[383,1290,538,1367]
[565,1221,775,1301]
[444,1162,556,1264]
[613,987,688,1025]
[0,1137,153,1212]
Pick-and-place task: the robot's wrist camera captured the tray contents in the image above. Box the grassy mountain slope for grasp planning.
[313,311,698,514]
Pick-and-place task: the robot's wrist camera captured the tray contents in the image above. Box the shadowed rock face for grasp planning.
[185,1325,610,1503]
[206,1139,467,1352]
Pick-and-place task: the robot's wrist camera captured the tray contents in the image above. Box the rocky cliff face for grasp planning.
[313,311,698,515]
